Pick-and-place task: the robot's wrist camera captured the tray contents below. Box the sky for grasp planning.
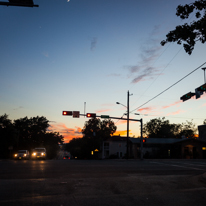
[1,0,206,143]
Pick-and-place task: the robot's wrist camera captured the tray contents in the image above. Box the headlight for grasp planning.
[32,152,36,156]
[14,154,17,157]
[24,154,27,157]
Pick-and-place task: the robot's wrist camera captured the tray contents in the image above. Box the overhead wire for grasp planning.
[130,62,206,113]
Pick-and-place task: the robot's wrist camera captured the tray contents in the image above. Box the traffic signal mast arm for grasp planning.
[63,111,141,122]
[0,1,39,7]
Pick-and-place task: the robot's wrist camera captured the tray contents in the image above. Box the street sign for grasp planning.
[73,111,80,118]
[101,115,110,118]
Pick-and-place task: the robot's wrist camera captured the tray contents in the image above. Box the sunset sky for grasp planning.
[1,0,206,143]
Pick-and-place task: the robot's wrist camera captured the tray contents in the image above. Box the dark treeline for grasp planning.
[65,117,202,159]
[143,117,198,139]
[0,114,63,159]
[65,118,117,159]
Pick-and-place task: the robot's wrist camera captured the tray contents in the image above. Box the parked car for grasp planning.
[31,148,46,160]
[14,150,30,160]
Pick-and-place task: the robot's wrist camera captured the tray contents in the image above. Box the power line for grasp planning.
[130,62,206,113]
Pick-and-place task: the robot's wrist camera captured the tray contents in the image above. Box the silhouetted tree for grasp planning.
[66,118,116,159]
[143,118,197,138]
[179,120,197,138]
[0,114,63,159]
[0,114,18,158]
[161,0,206,54]
[14,116,50,150]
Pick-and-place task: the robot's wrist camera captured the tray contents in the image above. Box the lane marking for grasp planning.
[150,161,205,171]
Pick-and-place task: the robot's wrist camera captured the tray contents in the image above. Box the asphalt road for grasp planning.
[0,159,206,206]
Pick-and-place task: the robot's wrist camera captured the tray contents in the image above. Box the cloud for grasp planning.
[125,26,163,84]
[42,51,49,57]
[115,120,127,125]
[131,66,160,83]
[202,102,206,107]
[48,123,82,143]
[137,106,155,113]
[90,37,97,51]
[107,73,121,77]
[13,106,23,110]
[95,109,111,113]
[162,101,181,109]
[167,109,185,116]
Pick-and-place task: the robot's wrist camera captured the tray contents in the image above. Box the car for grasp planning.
[14,150,30,160]
[31,148,46,160]
[63,155,70,160]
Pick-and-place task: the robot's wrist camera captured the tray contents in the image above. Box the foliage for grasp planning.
[161,0,206,54]
[0,114,63,159]
[82,118,117,137]
[143,117,197,138]
[179,120,197,138]
[0,114,18,158]
[66,118,117,159]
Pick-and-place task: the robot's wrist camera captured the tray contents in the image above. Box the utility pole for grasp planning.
[127,91,129,159]
[140,119,143,160]
[202,67,206,83]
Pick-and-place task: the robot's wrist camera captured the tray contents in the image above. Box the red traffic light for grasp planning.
[143,139,146,143]
[62,111,73,116]
[86,113,96,118]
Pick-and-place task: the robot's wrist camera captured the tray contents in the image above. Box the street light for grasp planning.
[116,102,127,108]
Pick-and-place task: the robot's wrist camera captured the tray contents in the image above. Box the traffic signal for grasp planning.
[62,111,72,116]
[143,139,146,143]
[195,83,206,99]
[86,113,96,118]
[180,92,195,102]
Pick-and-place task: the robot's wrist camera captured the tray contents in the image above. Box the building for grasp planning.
[198,124,206,141]
[99,135,206,159]
[130,137,206,159]
[101,136,127,159]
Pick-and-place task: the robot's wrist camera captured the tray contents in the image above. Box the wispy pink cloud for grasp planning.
[48,123,82,143]
[137,106,155,113]
[162,100,181,109]
[201,102,206,107]
[95,109,111,113]
[166,109,185,116]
